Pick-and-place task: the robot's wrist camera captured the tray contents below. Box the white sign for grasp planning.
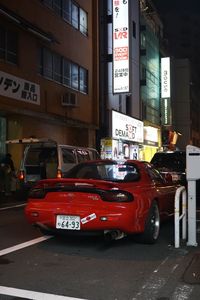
[112,110,143,143]
[0,71,40,104]
[161,57,171,98]
[144,126,159,146]
[112,0,129,93]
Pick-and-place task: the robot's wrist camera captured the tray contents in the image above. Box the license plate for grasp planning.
[56,215,80,230]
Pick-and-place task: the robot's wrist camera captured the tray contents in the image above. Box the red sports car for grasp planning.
[24,160,179,244]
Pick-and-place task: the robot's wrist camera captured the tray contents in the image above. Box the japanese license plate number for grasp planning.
[56,215,80,230]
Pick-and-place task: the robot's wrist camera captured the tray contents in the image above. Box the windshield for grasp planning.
[151,152,186,172]
[65,162,140,182]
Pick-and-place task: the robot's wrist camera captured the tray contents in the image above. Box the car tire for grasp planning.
[137,201,160,244]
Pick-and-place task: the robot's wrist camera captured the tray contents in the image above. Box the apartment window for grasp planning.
[62,0,71,22]
[63,59,71,86]
[42,0,88,36]
[80,67,88,93]
[43,48,53,79]
[53,53,62,82]
[42,0,53,9]
[53,0,62,15]
[0,26,18,64]
[80,8,88,35]
[71,63,79,89]
[71,2,79,29]
[39,47,88,94]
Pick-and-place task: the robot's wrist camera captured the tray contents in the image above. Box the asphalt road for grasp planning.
[0,200,200,300]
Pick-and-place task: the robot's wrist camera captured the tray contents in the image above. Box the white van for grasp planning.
[6,138,100,196]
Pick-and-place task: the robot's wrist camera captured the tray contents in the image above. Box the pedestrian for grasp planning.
[0,153,15,196]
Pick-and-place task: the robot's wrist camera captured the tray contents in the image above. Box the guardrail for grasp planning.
[174,186,187,248]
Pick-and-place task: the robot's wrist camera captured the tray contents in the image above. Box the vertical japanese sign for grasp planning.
[112,0,129,93]
[161,57,171,98]
[161,57,171,125]
[0,71,40,105]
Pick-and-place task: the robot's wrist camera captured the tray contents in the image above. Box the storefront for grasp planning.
[100,110,144,160]
[143,125,161,162]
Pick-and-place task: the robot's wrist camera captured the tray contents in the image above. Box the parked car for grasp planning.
[150,151,186,186]
[25,159,180,244]
[6,138,100,198]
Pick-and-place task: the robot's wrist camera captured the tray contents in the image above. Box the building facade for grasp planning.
[98,0,163,161]
[0,0,99,168]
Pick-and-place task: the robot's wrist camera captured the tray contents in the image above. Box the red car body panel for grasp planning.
[24,160,179,236]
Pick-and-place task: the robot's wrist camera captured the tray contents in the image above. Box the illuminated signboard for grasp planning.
[112,0,129,94]
[112,110,143,143]
[161,57,171,98]
[0,70,40,104]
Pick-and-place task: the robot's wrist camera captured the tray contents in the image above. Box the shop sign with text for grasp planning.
[112,110,143,143]
[0,71,40,105]
[161,57,171,98]
[112,0,129,93]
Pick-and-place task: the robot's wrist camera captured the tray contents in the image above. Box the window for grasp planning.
[71,63,79,89]
[42,0,88,36]
[53,0,62,15]
[62,148,76,163]
[62,0,71,22]
[79,67,88,93]
[43,48,53,79]
[39,47,88,93]
[0,26,18,64]
[80,8,87,35]
[53,53,62,82]
[71,2,79,29]
[63,59,71,86]
[77,150,90,162]
[42,0,53,9]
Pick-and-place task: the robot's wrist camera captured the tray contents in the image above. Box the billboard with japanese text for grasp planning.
[112,0,129,94]
[112,110,143,143]
[0,71,40,105]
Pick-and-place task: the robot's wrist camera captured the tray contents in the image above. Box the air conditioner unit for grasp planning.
[61,92,78,107]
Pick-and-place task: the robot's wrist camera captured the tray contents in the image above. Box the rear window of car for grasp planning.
[25,147,58,165]
[151,152,186,172]
[66,162,140,182]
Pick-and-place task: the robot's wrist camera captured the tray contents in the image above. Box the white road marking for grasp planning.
[0,203,26,211]
[132,251,190,300]
[0,286,86,300]
[172,284,193,300]
[0,236,52,256]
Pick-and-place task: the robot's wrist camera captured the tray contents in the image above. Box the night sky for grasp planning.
[152,0,200,14]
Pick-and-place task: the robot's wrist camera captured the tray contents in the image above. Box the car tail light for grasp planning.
[18,170,24,181]
[101,190,133,202]
[57,169,62,179]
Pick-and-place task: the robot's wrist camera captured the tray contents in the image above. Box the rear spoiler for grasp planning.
[6,138,57,144]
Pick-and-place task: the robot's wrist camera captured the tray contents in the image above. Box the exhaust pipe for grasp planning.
[104,230,125,242]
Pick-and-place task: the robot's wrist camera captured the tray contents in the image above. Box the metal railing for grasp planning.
[174,186,187,248]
